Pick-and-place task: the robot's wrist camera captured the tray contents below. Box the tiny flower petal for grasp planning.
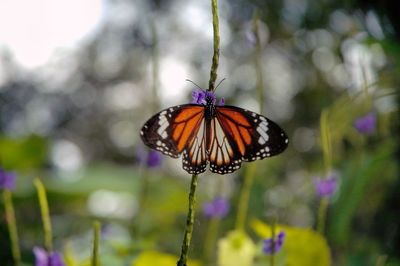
[191,89,206,104]
[33,247,65,266]
[354,112,377,135]
[0,168,17,191]
[262,230,286,255]
[33,247,49,266]
[314,175,338,197]
[219,97,225,106]
[49,252,65,266]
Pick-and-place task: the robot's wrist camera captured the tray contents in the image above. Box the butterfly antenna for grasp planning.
[214,78,226,92]
[186,79,203,91]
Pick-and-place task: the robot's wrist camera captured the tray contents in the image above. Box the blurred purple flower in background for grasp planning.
[354,112,377,135]
[135,148,163,168]
[263,230,286,255]
[0,167,17,191]
[33,246,65,266]
[219,97,225,106]
[314,175,338,197]
[202,196,230,219]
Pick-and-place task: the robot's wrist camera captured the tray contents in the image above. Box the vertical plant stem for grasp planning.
[92,220,101,266]
[318,109,331,234]
[203,217,220,264]
[3,190,21,265]
[235,11,262,231]
[320,109,332,174]
[270,217,277,266]
[317,197,328,235]
[178,0,220,264]
[208,0,220,92]
[235,163,256,231]
[177,174,199,266]
[151,20,160,113]
[253,10,264,109]
[34,178,53,253]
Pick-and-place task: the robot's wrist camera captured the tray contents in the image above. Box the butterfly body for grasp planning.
[140,93,288,175]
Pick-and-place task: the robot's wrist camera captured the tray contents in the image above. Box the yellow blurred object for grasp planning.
[251,219,331,266]
[132,251,202,266]
[217,230,256,266]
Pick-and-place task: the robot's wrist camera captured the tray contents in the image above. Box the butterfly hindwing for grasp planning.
[182,118,208,174]
[207,116,243,174]
[140,104,205,159]
[215,105,288,163]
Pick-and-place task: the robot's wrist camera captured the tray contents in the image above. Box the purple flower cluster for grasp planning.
[263,230,286,255]
[191,89,224,106]
[33,247,65,266]
[136,148,163,168]
[0,167,17,191]
[353,112,377,135]
[314,175,338,197]
[202,196,230,219]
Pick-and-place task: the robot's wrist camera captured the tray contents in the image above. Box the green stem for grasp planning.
[320,109,332,174]
[34,178,53,253]
[177,174,199,266]
[317,197,328,235]
[235,163,256,231]
[203,217,220,264]
[3,190,21,265]
[92,220,101,266]
[208,0,220,92]
[151,20,160,113]
[253,10,264,109]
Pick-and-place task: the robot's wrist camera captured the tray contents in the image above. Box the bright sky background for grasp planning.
[0,0,104,69]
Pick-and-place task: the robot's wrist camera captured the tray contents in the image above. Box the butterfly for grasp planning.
[140,90,288,175]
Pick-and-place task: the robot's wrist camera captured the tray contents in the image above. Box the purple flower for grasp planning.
[262,230,286,255]
[219,97,225,106]
[191,89,206,104]
[135,148,163,168]
[314,175,338,197]
[33,246,65,266]
[354,112,377,135]
[202,196,230,219]
[0,168,17,191]
[191,89,224,106]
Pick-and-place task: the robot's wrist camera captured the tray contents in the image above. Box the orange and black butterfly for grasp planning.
[140,90,288,175]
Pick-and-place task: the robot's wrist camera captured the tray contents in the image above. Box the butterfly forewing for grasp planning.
[140,104,204,159]
[215,105,288,162]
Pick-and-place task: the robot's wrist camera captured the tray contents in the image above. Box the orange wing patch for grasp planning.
[226,119,245,155]
[238,126,252,145]
[174,106,203,122]
[173,123,185,141]
[177,112,203,152]
[217,109,251,127]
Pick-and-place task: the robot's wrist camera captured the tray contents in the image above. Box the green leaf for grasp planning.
[251,219,331,266]
[217,230,256,266]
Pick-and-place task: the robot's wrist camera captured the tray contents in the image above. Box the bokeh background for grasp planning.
[0,0,399,265]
